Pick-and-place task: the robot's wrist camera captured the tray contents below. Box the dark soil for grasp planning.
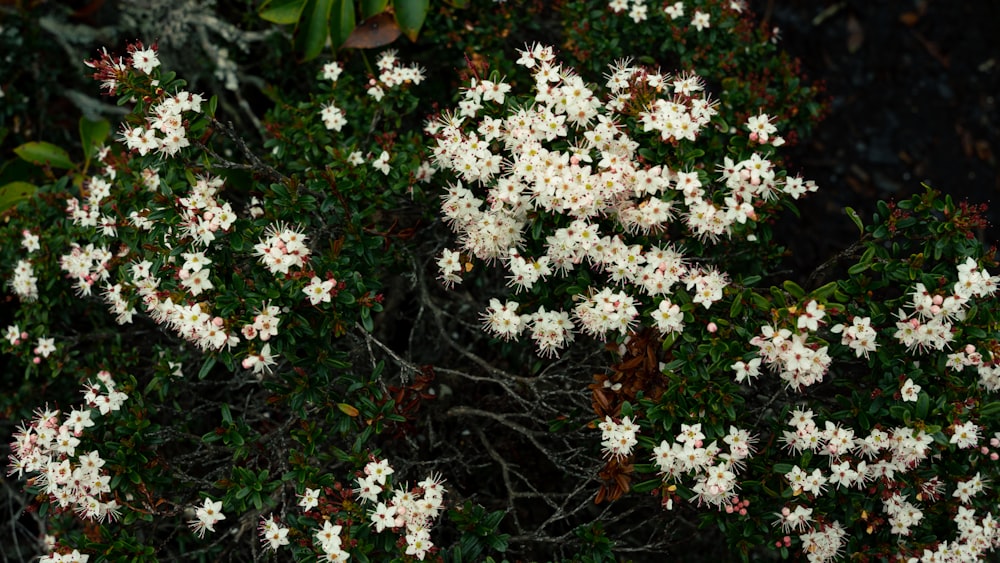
[751,0,1000,273]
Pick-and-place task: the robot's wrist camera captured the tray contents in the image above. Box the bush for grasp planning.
[5,2,996,563]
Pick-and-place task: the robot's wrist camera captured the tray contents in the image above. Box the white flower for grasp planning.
[691,10,711,31]
[299,487,320,512]
[900,378,921,402]
[321,62,343,82]
[303,276,335,305]
[373,151,391,175]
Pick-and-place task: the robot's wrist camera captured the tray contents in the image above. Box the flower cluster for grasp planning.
[366,49,426,102]
[829,315,878,359]
[188,497,226,538]
[748,301,832,391]
[598,415,639,459]
[10,258,38,301]
[354,458,446,560]
[259,515,290,551]
[38,549,89,563]
[894,258,998,354]
[798,521,847,563]
[253,222,311,275]
[8,372,126,523]
[651,424,756,509]
[120,90,203,157]
[434,45,811,355]
[7,228,42,302]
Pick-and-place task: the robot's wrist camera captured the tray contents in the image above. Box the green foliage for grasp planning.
[261,0,432,58]
[16,2,995,563]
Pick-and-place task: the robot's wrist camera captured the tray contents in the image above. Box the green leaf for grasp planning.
[980,401,1000,418]
[782,280,805,300]
[14,141,74,169]
[329,0,356,50]
[394,0,429,42]
[361,0,389,18]
[772,463,794,474]
[915,393,930,420]
[79,117,110,162]
[198,357,216,380]
[810,281,839,300]
[631,479,662,493]
[0,181,37,212]
[221,403,233,425]
[844,206,864,236]
[294,0,334,61]
[259,0,308,24]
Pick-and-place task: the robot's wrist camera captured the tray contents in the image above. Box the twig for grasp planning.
[208,118,288,185]
[804,240,864,290]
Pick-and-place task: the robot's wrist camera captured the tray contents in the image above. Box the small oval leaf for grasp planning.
[337,403,360,417]
[0,181,38,212]
[14,141,74,169]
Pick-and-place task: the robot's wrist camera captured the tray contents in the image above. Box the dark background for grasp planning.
[750,0,1000,274]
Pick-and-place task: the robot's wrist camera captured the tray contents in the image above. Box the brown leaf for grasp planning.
[343,12,401,50]
[899,12,920,27]
[846,14,864,54]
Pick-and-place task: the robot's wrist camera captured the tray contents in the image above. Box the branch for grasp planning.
[205,118,288,185]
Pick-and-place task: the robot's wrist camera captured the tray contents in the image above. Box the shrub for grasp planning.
[9,2,994,563]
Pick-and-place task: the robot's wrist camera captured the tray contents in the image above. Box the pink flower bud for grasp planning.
[21,331,28,339]
[178,269,189,280]
[707,322,718,333]
[694,439,703,448]
[991,438,999,447]
[930,305,941,315]
[932,294,943,306]
[781,507,790,516]
[212,317,224,327]
[775,541,783,548]
[982,446,991,454]
[739,508,747,516]
[966,344,977,354]
[749,132,758,142]
[725,505,733,513]
[33,356,41,364]
[242,358,253,369]
[991,453,998,461]
[203,211,214,221]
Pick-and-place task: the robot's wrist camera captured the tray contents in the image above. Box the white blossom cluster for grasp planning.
[354,458,446,561]
[770,407,1000,559]
[433,44,810,355]
[8,372,126,524]
[749,300,832,391]
[651,423,756,509]
[366,49,426,102]
[599,415,639,459]
[894,258,998,354]
[10,259,38,301]
[188,497,225,539]
[797,520,847,563]
[120,90,203,157]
